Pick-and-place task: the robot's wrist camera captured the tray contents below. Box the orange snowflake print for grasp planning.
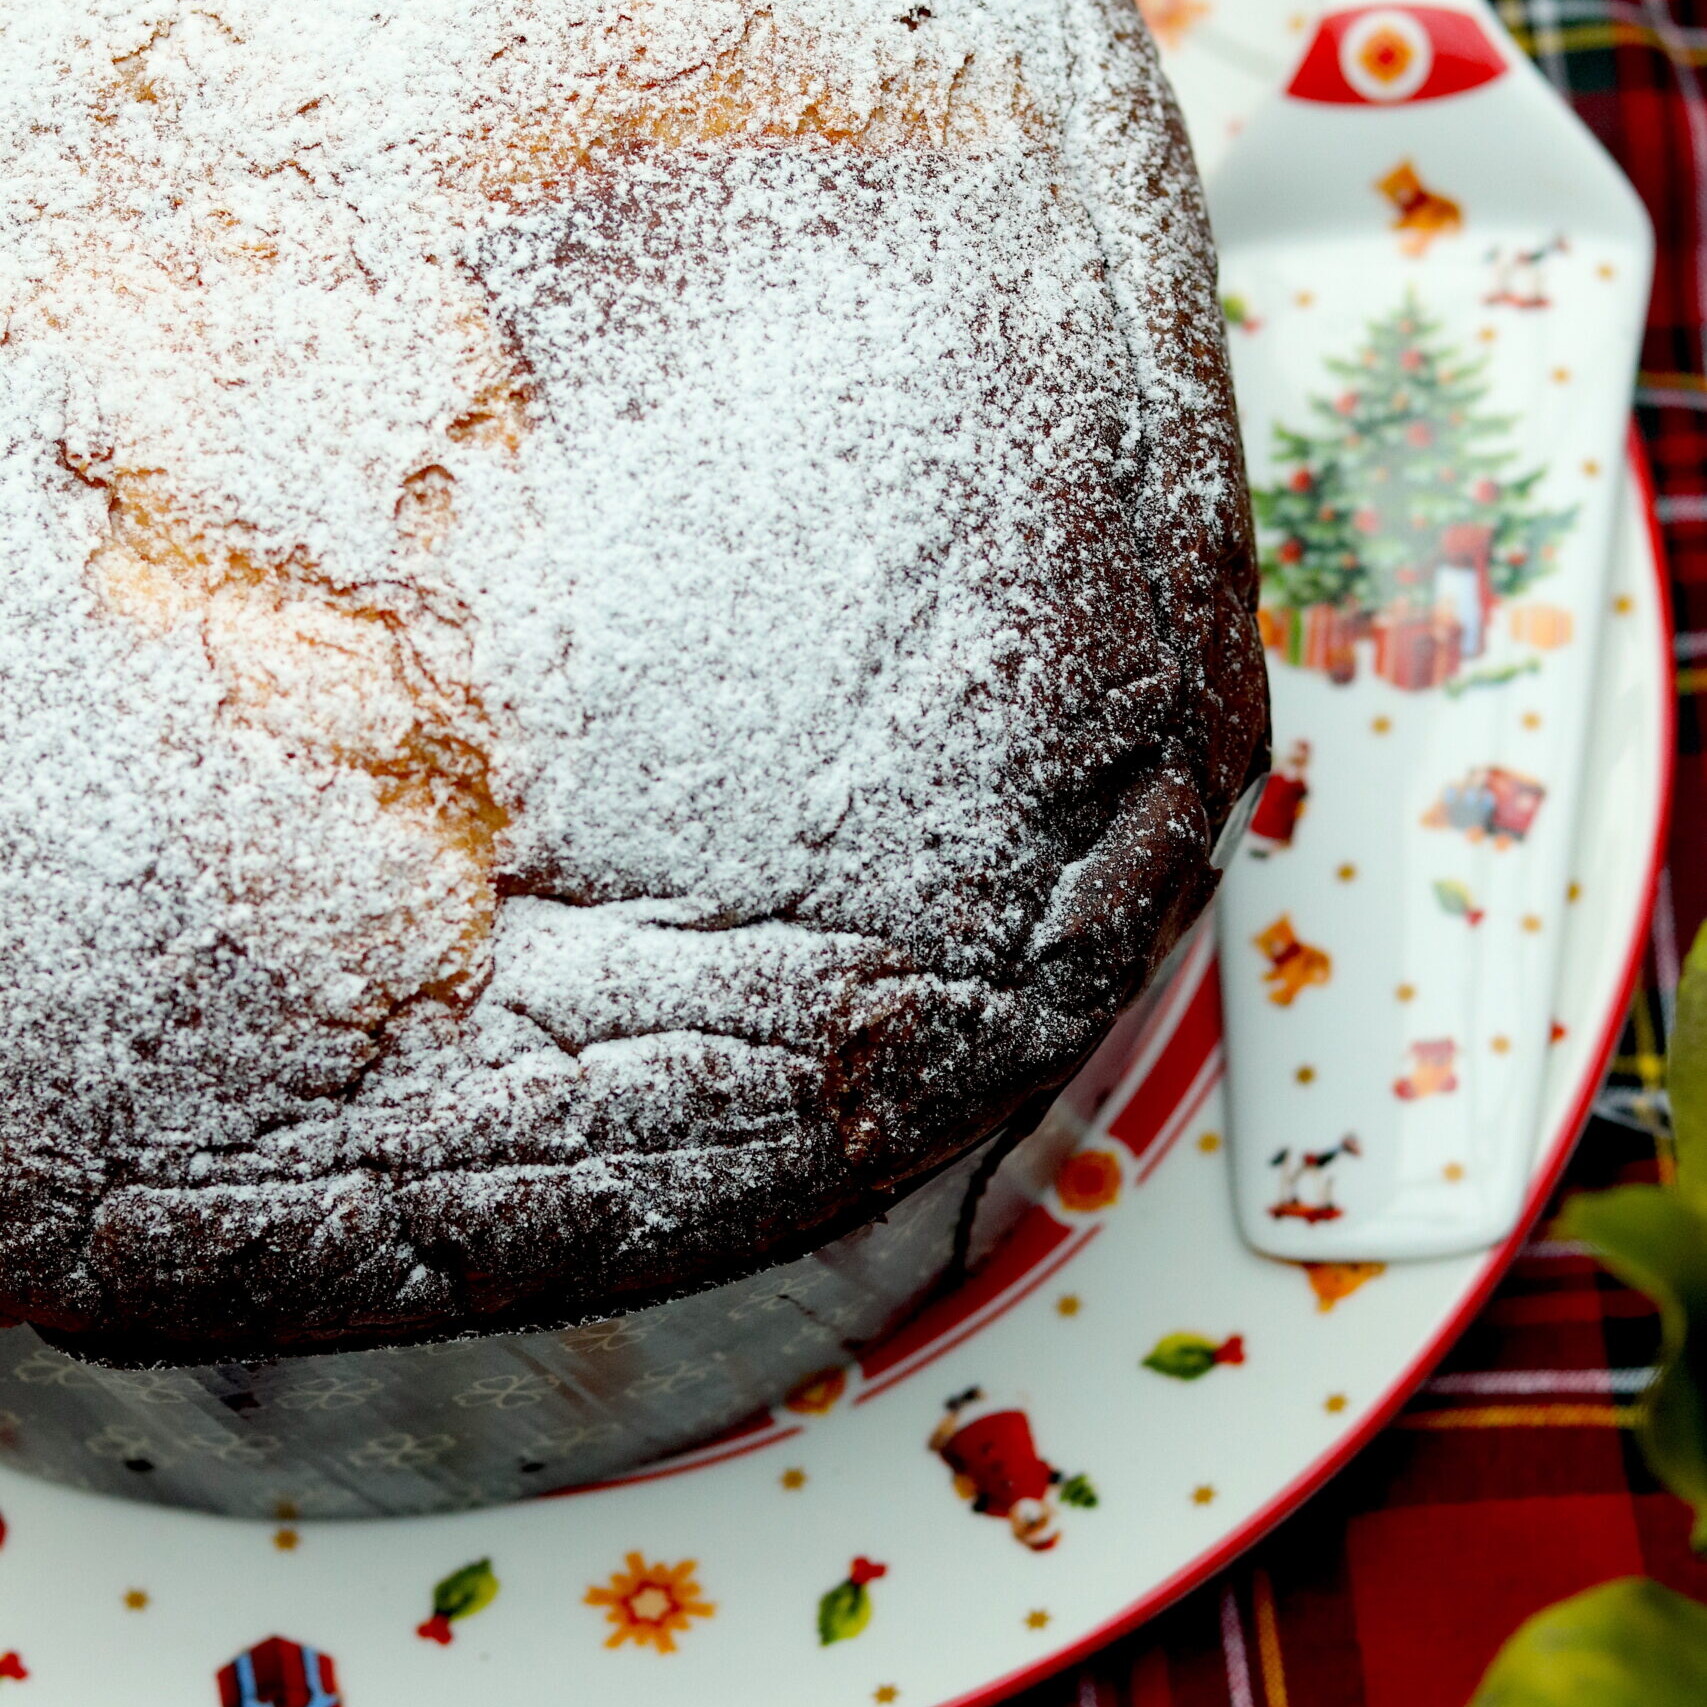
[1138,0,1210,51]
[1055,1148,1121,1213]
[784,1367,848,1416]
[586,1553,715,1654]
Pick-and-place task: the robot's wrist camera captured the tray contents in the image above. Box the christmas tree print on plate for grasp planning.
[1211,0,1652,1260]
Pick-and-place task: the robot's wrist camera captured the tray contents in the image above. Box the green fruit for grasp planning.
[817,1580,872,1647]
[1143,1333,1220,1380]
[433,1558,500,1623]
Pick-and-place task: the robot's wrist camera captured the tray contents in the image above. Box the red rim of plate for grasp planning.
[944,422,1677,1707]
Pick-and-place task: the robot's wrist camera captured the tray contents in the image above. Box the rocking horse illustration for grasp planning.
[1268,1135,1363,1224]
[1483,235,1570,309]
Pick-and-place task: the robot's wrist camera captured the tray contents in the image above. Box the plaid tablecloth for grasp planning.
[1015,4,1707,1702]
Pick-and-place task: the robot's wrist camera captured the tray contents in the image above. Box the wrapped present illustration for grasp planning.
[1422,766,1546,846]
[1432,524,1497,658]
[1268,1136,1362,1224]
[1374,606,1464,690]
[1394,1039,1460,1101]
[1302,602,1360,682]
[1507,601,1575,649]
[218,1637,340,1707]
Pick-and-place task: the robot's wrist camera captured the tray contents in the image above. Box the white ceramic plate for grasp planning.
[0,15,1669,1707]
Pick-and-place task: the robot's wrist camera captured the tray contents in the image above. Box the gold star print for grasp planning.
[1568,881,1583,902]
[1372,715,1392,735]
[1295,288,1315,306]
[123,1590,149,1612]
[1598,262,1616,279]
[273,1528,300,1552]
[1523,915,1543,934]
[1336,863,1357,883]
[1325,1394,1348,1415]
[1396,983,1417,1003]
[1192,1485,1216,1506]
[1288,10,1308,28]
[1026,1611,1052,1630]
[1295,1065,1316,1085]
[1056,1295,1081,1318]
[875,1689,900,1704]
[1444,1163,1466,1183]
[1478,326,1498,343]
[1613,594,1633,616]
[1197,1131,1223,1154]
[780,1468,807,1491]
[1491,1036,1511,1055]
[1584,459,1602,478]
[1521,711,1542,731]
[1551,367,1571,384]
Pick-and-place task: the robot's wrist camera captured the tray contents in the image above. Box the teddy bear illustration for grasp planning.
[929,1389,1096,1551]
[1395,1039,1460,1100]
[1252,913,1333,1006]
[1375,159,1463,256]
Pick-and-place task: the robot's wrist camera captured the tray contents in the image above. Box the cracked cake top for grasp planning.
[0,0,1265,1357]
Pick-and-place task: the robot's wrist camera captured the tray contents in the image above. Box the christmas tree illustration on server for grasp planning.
[1254,294,1575,692]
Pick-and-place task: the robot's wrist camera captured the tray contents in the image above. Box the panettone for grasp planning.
[0,0,1266,1360]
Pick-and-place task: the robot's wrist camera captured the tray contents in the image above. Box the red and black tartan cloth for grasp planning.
[1014,3,1707,1703]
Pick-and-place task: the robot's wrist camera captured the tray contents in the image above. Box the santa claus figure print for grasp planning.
[929,1389,1097,1550]
[1246,739,1312,858]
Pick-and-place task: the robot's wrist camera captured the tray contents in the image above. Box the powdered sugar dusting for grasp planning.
[0,0,1260,1348]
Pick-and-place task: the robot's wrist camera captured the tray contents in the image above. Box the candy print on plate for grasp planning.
[0,15,1669,1706]
[1213,0,1652,1260]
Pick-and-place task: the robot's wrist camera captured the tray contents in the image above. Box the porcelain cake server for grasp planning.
[1211,0,1652,1261]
